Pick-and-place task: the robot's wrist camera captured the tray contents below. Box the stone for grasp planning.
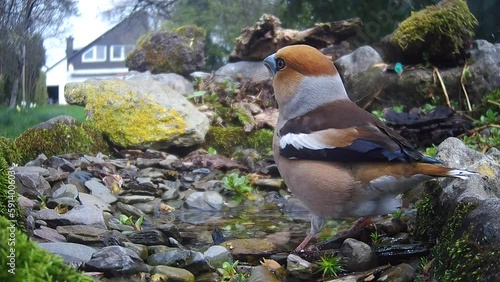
[124,71,194,95]
[47,197,81,209]
[339,238,378,272]
[203,246,232,269]
[286,254,317,281]
[156,223,182,242]
[378,263,416,282]
[33,226,67,242]
[115,202,145,218]
[127,229,168,246]
[35,205,106,229]
[52,184,79,199]
[335,46,384,83]
[162,188,180,201]
[25,153,48,167]
[152,265,195,282]
[253,178,284,190]
[44,156,75,172]
[126,25,205,75]
[184,191,224,211]
[78,193,111,212]
[85,179,118,204]
[222,239,276,264]
[84,245,148,276]
[467,40,500,99]
[32,115,76,129]
[214,61,268,84]
[67,171,93,192]
[38,242,97,262]
[376,218,407,236]
[146,248,192,266]
[65,78,210,149]
[118,195,155,204]
[123,242,149,260]
[14,167,51,199]
[56,225,107,243]
[44,168,69,183]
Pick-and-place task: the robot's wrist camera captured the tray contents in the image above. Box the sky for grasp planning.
[44,0,115,67]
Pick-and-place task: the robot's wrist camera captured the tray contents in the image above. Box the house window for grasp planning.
[82,45,107,62]
[110,45,135,61]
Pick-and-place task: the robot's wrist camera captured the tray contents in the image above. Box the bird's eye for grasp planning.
[276,58,286,71]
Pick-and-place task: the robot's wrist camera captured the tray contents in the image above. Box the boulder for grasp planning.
[65,79,210,149]
[124,71,194,96]
[126,25,205,75]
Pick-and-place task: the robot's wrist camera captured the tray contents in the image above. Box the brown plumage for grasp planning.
[263,45,475,252]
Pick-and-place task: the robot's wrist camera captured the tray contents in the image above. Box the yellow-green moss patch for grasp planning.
[81,81,187,148]
[205,127,273,156]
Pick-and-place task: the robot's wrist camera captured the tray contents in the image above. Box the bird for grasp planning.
[263,45,475,252]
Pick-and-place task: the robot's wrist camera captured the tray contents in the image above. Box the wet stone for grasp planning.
[185,250,212,275]
[133,198,160,214]
[156,223,182,242]
[84,245,148,276]
[123,242,149,260]
[253,178,284,190]
[203,245,232,268]
[192,180,221,191]
[33,226,67,242]
[152,265,195,282]
[340,238,378,272]
[146,248,191,267]
[223,239,276,264]
[38,242,97,262]
[286,254,317,281]
[184,191,224,211]
[378,263,416,282]
[162,188,180,201]
[376,218,407,236]
[118,195,155,204]
[56,225,107,243]
[127,229,168,245]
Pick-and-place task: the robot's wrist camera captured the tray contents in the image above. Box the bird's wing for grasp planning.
[279,100,434,163]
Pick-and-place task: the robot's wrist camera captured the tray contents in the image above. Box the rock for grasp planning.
[466,40,500,100]
[162,188,180,201]
[38,242,96,262]
[78,193,111,212]
[248,265,282,282]
[156,223,182,242]
[375,218,407,236]
[14,166,51,199]
[152,265,195,282]
[203,245,232,268]
[84,180,118,204]
[286,254,317,281]
[123,242,149,260]
[43,156,75,172]
[378,263,416,282]
[253,178,284,190]
[31,115,76,129]
[35,205,106,229]
[127,229,168,246]
[25,153,48,167]
[339,238,378,272]
[461,199,500,245]
[214,61,268,84]
[84,245,148,276]
[44,169,69,183]
[46,197,81,209]
[125,71,194,95]
[118,195,155,204]
[254,108,279,129]
[126,25,205,75]
[184,191,224,211]
[115,202,145,218]
[56,225,107,244]
[335,46,384,82]
[222,239,276,264]
[51,184,79,199]
[146,248,192,266]
[67,171,93,192]
[33,226,67,242]
[65,79,210,149]
[176,149,247,171]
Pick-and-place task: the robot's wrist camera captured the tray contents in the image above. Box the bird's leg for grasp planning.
[295,215,324,252]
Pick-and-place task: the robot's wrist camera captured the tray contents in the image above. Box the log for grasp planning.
[383,106,472,147]
[229,14,362,61]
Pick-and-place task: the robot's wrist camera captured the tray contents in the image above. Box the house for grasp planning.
[46,11,149,104]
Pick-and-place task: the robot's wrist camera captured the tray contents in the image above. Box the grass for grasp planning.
[0,105,86,139]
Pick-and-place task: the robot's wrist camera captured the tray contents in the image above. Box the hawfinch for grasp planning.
[263,45,474,252]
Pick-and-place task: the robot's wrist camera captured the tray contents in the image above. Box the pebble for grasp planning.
[84,245,148,276]
[340,238,378,272]
[152,265,195,282]
[184,191,224,211]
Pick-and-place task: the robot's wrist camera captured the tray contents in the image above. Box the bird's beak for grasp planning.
[264,53,276,77]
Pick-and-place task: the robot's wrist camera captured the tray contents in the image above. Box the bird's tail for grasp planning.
[445,169,478,180]
[415,163,477,180]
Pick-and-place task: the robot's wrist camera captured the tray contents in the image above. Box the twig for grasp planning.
[361,86,384,110]
[487,100,500,107]
[434,67,451,108]
[460,64,472,111]
[458,124,500,137]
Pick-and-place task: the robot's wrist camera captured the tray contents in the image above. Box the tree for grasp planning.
[0,0,78,107]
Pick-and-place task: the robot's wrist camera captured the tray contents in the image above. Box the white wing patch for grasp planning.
[280,132,336,150]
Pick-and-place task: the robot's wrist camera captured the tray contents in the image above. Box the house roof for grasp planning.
[66,10,147,62]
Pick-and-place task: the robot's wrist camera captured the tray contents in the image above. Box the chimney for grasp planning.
[66,36,74,58]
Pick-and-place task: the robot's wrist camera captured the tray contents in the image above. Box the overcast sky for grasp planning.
[44,0,114,67]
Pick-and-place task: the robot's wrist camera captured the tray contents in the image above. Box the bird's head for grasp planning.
[264,45,349,119]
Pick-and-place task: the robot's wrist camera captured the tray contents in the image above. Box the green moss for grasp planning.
[0,216,95,282]
[14,122,108,164]
[0,137,22,165]
[205,127,273,155]
[0,157,24,231]
[67,80,187,148]
[174,25,206,43]
[415,181,445,238]
[391,0,477,55]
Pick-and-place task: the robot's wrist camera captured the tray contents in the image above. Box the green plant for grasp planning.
[38,195,48,210]
[207,147,218,155]
[391,209,404,220]
[393,105,405,113]
[425,145,437,158]
[370,230,382,245]
[371,110,386,122]
[220,260,246,282]
[316,255,344,278]
[421,103,437,114]
[222,173,254,202]
[119,214,144,233]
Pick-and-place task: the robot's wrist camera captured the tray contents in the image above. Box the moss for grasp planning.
[0,137,22,165]
[205,127,273,155]
[68,80,187,148]
[174,25,206,43]
[415,181,445,238]
[0,216,95,282]
[14,122,109,164]
[0,157,24,231]
[391,0,477,56]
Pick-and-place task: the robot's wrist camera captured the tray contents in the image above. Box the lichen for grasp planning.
[14,122,109,164]
[205,127,273,155]
[76,80,187,148]
[0,216,95,281]
[391,0,477,55]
